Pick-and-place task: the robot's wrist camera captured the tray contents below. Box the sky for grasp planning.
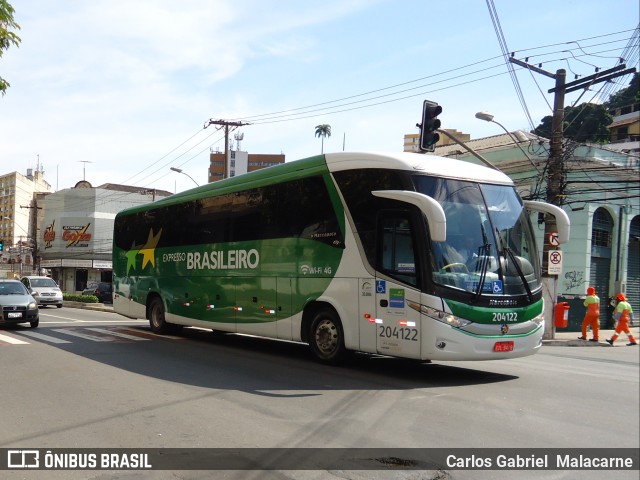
[1,0,638,194]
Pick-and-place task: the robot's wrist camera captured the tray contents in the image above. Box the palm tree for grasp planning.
[315,124,331,154]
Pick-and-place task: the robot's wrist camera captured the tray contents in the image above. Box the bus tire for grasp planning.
[148,297,170,334]
[309,308,346,365]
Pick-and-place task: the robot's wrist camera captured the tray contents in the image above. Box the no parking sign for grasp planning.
[548,250,563,275]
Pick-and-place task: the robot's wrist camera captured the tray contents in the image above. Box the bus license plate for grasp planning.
[493,341,514,352]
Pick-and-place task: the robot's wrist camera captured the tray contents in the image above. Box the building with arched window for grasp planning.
[432,131,639,331]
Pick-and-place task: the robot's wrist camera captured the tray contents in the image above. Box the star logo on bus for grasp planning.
[138,228,162,269]
[125,242,141,275]
[125,228,162,273]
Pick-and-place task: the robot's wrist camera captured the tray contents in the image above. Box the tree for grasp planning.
[0,0,21,96]
[532,73,639,144]
[533,104,613,144]
[606,72,640,109]
[315,124,331,154]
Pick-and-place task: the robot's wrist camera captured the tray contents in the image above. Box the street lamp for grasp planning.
[475,111,541,174]
[170,167,199,187]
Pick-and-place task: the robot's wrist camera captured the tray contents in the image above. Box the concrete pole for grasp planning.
[542,69,566,340]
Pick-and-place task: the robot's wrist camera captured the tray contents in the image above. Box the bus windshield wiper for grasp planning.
[503,244,534,302]
[495,227,533,302]
[471,223,492,302]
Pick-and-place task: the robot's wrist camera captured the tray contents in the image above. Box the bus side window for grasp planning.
[377,212,418,287]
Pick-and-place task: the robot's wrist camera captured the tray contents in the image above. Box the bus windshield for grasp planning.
[413,176,541,297]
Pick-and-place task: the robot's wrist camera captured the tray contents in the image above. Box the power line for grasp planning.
[48,28,637,204]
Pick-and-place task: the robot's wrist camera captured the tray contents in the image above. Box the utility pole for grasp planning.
[509,58,636,339]
[204,119,251,179]
[20,203,42,275]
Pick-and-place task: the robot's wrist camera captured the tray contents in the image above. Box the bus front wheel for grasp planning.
[309,308,346,365]
[148,297,170,334]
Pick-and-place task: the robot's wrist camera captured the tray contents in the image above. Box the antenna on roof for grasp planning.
[79,160,93,181]
[234,132,244,151]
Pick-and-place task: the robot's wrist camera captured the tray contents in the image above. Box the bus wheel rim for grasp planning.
[315,319,338,355]
[151,305,163,328]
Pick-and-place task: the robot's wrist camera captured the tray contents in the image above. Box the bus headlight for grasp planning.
[436,313,472,328]
[409,301,472,328]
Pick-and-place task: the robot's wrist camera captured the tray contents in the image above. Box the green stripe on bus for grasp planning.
[444,298,543,324]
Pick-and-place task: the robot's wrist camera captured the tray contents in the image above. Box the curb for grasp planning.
[62,301,114,313]
[542,339,611,347]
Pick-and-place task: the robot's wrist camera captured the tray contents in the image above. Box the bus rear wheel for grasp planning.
[309,308,346,365]
[148,297,170,334]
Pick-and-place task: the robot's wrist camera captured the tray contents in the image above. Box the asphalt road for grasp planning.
[1,307,638,480]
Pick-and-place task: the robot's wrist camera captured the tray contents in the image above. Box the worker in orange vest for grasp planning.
[606,293,638,346]
[578,287,600,342]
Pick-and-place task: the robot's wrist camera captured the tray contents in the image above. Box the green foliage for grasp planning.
[63,293,99,303]
[532,73,638,144]
[533,104,613,144]
[606,73,640,109]
[0,0,21,95]
[315,124,331,139]
[315,124,331,154]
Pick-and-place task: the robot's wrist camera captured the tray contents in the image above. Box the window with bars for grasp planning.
[591,208,613,248]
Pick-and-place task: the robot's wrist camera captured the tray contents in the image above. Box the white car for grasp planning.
[20,276,63,308]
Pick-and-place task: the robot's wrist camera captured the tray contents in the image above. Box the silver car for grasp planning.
[0,279,39,328]
[20,276,64,308]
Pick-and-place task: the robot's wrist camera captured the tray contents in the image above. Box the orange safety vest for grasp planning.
[584,295,600,315]
[615,300,632,322]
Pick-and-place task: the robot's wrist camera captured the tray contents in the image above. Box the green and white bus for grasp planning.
[113,152,569,364]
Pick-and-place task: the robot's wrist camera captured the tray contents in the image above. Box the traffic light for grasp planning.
[0,241,3,252]
[419,100,442,152]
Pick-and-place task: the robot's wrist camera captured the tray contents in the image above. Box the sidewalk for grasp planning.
[543,326,640,347]
[62,300,114,313]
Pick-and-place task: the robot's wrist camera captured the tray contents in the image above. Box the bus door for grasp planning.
[374,212,422,359]
[235,277,277,337]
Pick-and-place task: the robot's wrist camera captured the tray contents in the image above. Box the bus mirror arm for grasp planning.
[523,200,571,244]
[372,190,446,242]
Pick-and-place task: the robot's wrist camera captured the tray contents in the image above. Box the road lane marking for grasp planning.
[18,331,72,344]
[86,327,149,341]
[0,332,29,345]
[52,328,111,342]
[118,328,184,340]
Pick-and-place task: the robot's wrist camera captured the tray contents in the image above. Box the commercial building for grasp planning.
[209,149,285,182]
[36,181,171,293]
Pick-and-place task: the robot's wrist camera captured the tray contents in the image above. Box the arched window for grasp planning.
[591,208,613,248]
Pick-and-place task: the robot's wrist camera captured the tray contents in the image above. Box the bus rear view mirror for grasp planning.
[372,190,446,242]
